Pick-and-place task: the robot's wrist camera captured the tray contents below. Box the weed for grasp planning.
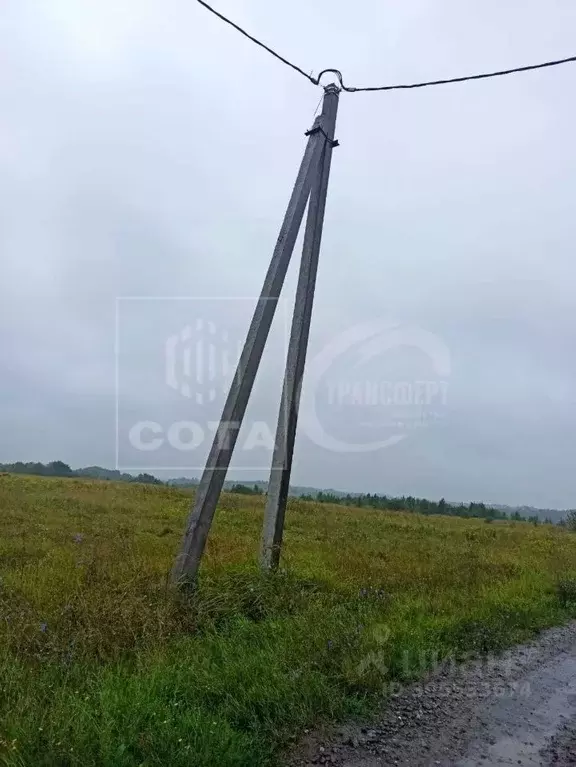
[557,578,576,607]
[0,474,575,766]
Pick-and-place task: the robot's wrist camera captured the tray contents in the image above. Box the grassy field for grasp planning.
[1,473,575,766]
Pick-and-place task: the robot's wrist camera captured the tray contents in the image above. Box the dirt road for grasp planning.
[288,622,576,767]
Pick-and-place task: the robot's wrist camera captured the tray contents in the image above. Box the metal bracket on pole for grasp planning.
[305,125,339,148]
[261,84,340,570]
[171,96,338,585]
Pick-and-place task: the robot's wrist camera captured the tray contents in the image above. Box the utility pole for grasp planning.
[261,84,339,570]
[172,83,340,585]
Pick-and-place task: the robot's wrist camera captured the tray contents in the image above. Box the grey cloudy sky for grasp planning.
[2,0,576,508]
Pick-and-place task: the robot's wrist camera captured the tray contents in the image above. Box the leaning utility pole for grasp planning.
[261,85,339,570]
[172,83,340,585]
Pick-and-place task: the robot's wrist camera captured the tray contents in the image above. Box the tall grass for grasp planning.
[0,474,575,766]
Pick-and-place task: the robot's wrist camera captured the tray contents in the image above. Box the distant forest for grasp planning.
[0,461,163,486]
[0,461,566,525]
[301,490,548,524]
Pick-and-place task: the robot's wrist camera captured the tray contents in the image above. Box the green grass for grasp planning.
[1,473,576,766]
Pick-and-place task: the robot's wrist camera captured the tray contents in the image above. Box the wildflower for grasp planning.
[73,533,84,544]
[40,622,47,633]
[327,639,334,650]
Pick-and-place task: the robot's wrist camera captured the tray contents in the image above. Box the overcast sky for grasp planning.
[2,0,576,508]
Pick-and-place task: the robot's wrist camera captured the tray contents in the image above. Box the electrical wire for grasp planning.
[323,57,576,92]
[196,0,317,85]
[196,0,576,93]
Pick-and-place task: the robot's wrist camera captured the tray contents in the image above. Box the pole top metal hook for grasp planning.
[315,69,344,91]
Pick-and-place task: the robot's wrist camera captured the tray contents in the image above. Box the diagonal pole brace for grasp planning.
[261,84,340,571]
[172,109,331,585]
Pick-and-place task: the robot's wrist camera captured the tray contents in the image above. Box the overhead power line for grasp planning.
[196,0,317,85]
[196,0,576,93]
[333,57,576,92]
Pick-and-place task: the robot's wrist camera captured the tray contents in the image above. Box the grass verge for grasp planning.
[1,474,575,766]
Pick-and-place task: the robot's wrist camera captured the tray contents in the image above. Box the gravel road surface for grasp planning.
[288,622,576,767]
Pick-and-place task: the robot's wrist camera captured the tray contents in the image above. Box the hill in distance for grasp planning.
[0,461,571,524]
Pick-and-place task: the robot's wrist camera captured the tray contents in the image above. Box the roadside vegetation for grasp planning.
[1,473,576,766]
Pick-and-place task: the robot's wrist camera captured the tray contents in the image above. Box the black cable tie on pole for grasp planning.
[304,124,339,148]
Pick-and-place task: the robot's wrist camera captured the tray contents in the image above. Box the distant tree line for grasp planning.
[0,461,162,485]
[229,483,263,496]
[1,461,570,525]
[299,490,546,524]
